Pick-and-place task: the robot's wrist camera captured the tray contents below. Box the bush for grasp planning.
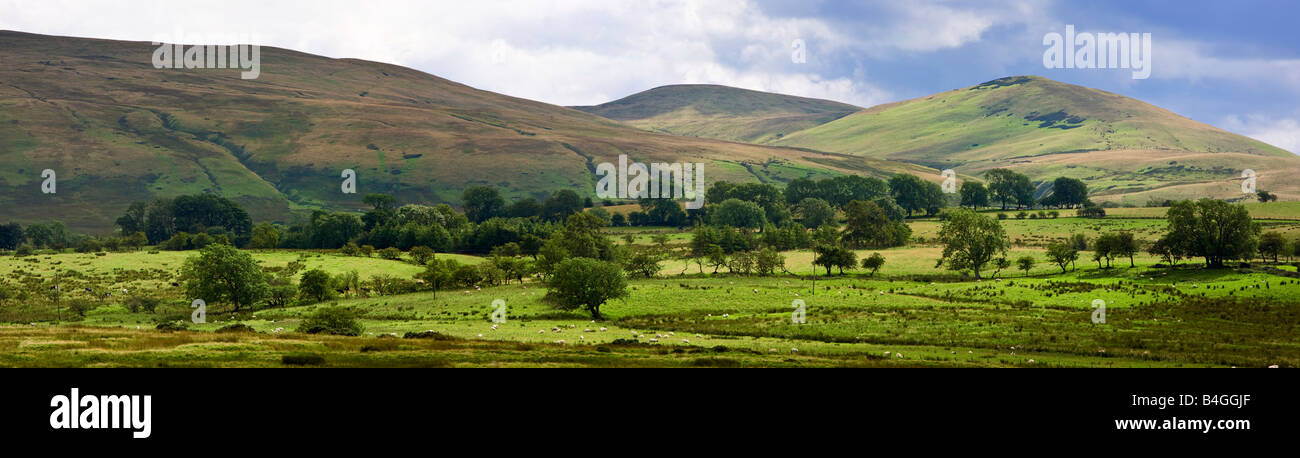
[403,330,456,340]
[996,213,1008,220]
[281,353,325,365]
[156,321,189,332]
[378,247,403,260]
[297,307,363,336]
[216,323,256,333]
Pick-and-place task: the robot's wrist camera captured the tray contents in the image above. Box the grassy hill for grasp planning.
[0,31,929,233]
[572,84,860,143]
[771,76,1300,204]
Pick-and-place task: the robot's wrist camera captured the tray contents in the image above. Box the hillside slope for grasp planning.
[0,31,930,232]
[573,84,860,143]
[772,76,1300,203]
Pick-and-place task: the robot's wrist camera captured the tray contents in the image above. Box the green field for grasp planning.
[3,213,1297,368]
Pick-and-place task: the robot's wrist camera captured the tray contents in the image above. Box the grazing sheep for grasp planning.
[790,348,798,353]
[682,339,689,343]
[599,327,607,332]
[1027,359,1035,364]
[555,339,565,344]
[1268,365,1279,368]
[648,339,658,343]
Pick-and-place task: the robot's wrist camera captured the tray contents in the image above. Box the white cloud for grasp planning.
[0,0,889,106]
[1154,39,1300,92]
[1222,115,1300,155]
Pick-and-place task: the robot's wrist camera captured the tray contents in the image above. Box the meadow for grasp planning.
[1,213,1297,368]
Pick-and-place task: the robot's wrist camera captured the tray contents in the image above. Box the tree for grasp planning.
[1258,232,1288,262]
[0,222,23,250]
[959,182,989,209]
[1146,235,1182,266]
[1166,199,1260,268]
[249,223,280,249]
[888,173,928,217]
[797,198,836,229]
[409,245,435,265]
[462,186,505,223]
[416,258,460,297]
[125,231,148,251]
[115,201,147,235]
[1113,232,1139,267]
[710,198,767,230]
[935,209,1008,279]
[298,269,333,303]
[547,258,629,320]
[861,252,885,276]
[841,200,894,248]
[623,252,662,278]
[1016,255,1036,276]
[1046,242,1079,273]
[1093,233,1120,268]
[542,189,585,222]
[985,169,1034,210]
[812,245,855,275]
[756,247,785,276]
[179,244,269,311]
[1256,190,1278,203]
[362,193,397,212]
[1049,177,1088,208]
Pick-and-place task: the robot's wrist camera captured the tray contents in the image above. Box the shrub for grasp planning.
[378,247,403,260]
[403,330,456,340]
[996,213,1008,220]
[216,323,256,333]
[156,321,189,332]
[297,307,363,336]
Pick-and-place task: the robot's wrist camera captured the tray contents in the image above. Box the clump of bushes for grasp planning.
[125,296,160,313]
[216,323,256,333]
[296,306,364,336]
[155,321,189,332]
[402,330,455,340]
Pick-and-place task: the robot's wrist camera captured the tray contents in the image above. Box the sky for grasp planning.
[2,0,1296,153]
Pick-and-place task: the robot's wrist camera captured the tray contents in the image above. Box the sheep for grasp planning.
[1268,365,1279,368]
[790,348,798,353]
[555,339,565,344]
[648,339,658,343]
[681,339,689,343]
[599,327,607,332]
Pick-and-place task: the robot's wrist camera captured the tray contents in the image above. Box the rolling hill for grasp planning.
[572,84,860,143]
[770,76,1300,204]
[0,31,932,233]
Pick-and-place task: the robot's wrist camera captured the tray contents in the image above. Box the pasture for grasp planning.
[0,214,1297,368]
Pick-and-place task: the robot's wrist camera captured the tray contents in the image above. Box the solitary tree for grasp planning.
[1046,242,1079,273]
[861,252,886,276]
[1016,255,1036,276]
[298,269,333,303]
[547,258,629,320]
[179,244,269,312]
[935,209,1008,279]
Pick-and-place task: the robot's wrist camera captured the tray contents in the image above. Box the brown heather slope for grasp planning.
[0,31,931,232]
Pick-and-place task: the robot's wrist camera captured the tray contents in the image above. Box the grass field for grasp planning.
[3,212,1298,368]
